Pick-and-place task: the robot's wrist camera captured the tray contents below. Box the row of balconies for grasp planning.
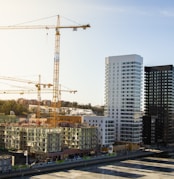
[0,125,98,153]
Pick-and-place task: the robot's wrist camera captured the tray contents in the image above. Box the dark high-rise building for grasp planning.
[143,65,174,146]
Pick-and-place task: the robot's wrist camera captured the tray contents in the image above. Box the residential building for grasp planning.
[143,65,174,146]
[0,124,62,160]
[105,54,143,143]
[28,104,95,116]
[0,115,98,160]
[83,116,115,146]
[60,124,98,150]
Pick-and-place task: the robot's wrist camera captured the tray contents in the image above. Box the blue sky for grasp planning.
[0,0,174,105]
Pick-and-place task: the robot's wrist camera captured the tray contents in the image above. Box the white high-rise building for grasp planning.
[105,54,143,143]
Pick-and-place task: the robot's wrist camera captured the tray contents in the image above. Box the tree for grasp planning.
[0,100,28,116]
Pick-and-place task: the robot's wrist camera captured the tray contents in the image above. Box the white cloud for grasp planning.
[160,9,174,17]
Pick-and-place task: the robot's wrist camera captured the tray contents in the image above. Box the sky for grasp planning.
[0,0,174,105]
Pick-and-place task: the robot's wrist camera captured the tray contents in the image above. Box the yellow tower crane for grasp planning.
[0,82,77,118]
[0,15,90,126]
[0,75,52,118]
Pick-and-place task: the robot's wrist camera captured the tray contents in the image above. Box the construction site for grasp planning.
[0,15,98,165]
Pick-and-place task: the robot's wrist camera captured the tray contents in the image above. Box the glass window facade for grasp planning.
[143,65,174,145]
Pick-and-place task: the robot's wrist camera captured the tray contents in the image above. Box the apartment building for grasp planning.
[143,65,174,146]
[61,124,98,150]
[105,54,143,143]
[0,124,62,159]
[83,116,115,146]
[0,120,98,160]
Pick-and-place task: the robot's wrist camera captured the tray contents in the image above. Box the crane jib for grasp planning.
[0,24,90,30]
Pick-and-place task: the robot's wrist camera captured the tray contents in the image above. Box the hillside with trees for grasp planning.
[0,100,28,116]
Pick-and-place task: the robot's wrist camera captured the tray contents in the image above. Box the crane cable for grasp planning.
[12,14,83,27]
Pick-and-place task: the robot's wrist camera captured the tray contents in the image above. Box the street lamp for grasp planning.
[24,150,28,165]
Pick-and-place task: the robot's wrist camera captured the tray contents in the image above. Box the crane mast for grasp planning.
[37,74,41,119]
[52,16,60,125]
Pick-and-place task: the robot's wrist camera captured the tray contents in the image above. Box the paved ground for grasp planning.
[13,156,174,179]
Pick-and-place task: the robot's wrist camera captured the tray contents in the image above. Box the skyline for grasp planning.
[0,0,174,105]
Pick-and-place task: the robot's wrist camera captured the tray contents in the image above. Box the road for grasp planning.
[13,156,174,179]
[0,150,156,179]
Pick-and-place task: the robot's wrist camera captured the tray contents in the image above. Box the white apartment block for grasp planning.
[105,54,143,143]
[83,116,115,146]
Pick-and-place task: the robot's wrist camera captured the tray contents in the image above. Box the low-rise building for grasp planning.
[61,124,97,150]
[26,127,62,154]
[0,124,62,160]
[0,115,98,161]
[83,116,115,147]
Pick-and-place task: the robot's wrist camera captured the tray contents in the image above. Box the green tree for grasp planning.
[0,100,28,116]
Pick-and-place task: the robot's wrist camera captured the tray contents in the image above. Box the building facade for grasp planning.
[0,122,98,160]
[143,65,174,146]
[105,54,143,143]
[61,125,98,150]
[0,125,62,156]
[83,116,115,146]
